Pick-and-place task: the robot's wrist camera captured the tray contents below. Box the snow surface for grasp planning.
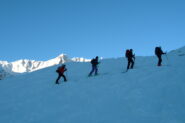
[0,54,90,74]
[0,47,185,123]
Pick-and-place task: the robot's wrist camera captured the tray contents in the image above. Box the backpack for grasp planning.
[56,66,65,73]
[91,59,95,64]
[125,49,130,58]
[155,47,160,55]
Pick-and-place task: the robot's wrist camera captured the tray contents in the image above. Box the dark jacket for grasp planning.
[127,50,135,59]
[91,58,99,66]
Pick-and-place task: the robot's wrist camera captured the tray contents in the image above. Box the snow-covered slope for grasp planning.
[0,47,185,123]
[0,54,90,74]
[170,46,185,56]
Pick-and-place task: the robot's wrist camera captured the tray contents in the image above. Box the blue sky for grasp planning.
[0,0,185,62]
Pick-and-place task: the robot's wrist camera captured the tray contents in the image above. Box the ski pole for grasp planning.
[124,57,128,73]
[66,70,68,79]
[165,53,168,60]
[165,54,170,66]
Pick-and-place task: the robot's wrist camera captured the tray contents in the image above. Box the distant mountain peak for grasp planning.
[0,54,90,74]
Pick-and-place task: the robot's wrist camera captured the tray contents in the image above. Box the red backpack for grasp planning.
[56,66,65,74]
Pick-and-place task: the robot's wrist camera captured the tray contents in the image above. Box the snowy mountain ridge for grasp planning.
[1,46,185,75]
[0,54,90,74]
[1,46,185,74]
